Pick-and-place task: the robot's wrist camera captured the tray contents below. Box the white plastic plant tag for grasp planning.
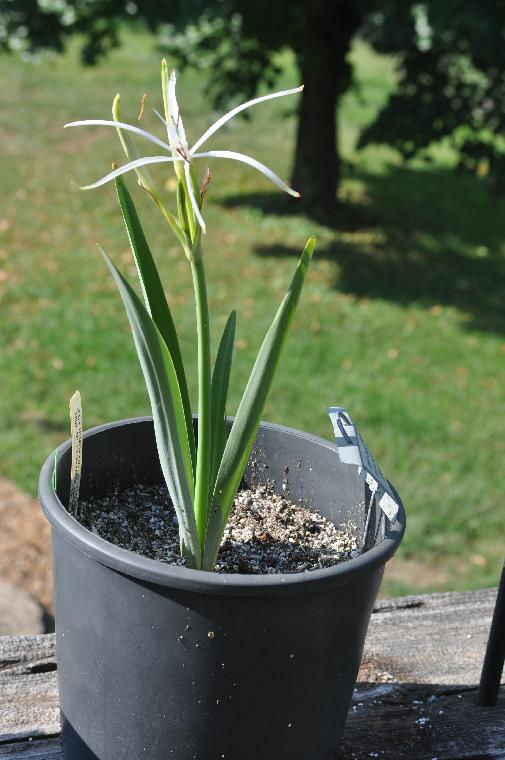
[365,472,378,493]
[378,492,398,521]
[327,407,361,466]
[328,406,399,522]
[69,390,83,516]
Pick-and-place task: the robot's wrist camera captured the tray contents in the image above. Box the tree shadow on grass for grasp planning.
[221,187,380,231]
[225,165,505,334]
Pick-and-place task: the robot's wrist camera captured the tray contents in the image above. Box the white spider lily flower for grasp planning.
[64,65,303,233]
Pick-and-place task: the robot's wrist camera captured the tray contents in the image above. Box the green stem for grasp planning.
[191,251,212,554]
[184,166,199,244]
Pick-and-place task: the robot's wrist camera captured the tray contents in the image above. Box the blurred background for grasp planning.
[0,0,504,633]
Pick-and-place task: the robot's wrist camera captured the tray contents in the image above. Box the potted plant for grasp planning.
[39,61,405,760]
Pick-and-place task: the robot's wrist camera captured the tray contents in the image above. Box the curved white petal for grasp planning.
[168,70,188,151]
[184,161,206,233]
[65,119,173,153]
[190,85,304,153]
[81,155,180,190]
[192,150,301,197]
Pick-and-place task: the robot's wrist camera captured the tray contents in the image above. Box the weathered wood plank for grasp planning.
[0,589,503,759]
[360,587,501,685]
[0,689,502,759]
[342,684,505,759]
[0,636,59,743]
[0,738,61,758]
[0,635,56,676]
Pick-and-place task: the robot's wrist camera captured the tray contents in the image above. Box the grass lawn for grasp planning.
[1,33,504,595]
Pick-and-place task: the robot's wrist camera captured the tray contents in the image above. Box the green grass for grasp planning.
[1,34,504,595]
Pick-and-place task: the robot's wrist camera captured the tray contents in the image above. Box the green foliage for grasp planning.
[101,248,201,565]
[4,0,505,184]
[5,1,505,203]
[114,175,196,471]
[204,237,314,569]
[210,311,236,495]
[158,7,283,111]
[360,2,505,182]
[107,186,312,568]
[66,61,314,569]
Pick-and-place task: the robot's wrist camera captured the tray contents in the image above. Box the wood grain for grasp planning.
[360,587,499,685]
[1,588,503,759]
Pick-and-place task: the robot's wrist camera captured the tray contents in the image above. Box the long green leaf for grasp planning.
[203,237,315,569]
[209,310,236,497]
[190,255,212,547]
[101,248,201,567]
[114,175,196,475]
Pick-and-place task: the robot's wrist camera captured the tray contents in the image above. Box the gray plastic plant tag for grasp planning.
[328,406,399,522]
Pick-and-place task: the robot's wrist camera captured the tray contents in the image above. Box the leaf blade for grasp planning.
[209,310,236,496]
[203,237,315,568]
[101,248,200,567]
[114,175,196,475]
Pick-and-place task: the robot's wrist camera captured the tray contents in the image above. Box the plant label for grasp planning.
[328,406,399,522]
[69,390,83,516]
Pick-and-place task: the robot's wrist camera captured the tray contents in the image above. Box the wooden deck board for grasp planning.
[1,588,503,759]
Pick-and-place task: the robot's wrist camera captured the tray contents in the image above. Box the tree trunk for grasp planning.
[291,1,368,214]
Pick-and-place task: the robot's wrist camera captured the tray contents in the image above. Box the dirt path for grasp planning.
[0,477,53,616]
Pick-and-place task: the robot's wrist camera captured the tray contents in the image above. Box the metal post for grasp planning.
[475,560,505,706]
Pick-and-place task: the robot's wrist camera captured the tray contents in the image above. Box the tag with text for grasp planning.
[329,406,399,522]
[69,390,83,516]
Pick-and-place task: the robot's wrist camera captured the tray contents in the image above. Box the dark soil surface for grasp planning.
[78,482,360,574]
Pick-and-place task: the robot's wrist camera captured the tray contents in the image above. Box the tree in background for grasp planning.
[3,0,505,208]
[361,2,505,195]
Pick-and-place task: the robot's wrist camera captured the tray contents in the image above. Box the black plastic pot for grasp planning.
[39,417,405,760]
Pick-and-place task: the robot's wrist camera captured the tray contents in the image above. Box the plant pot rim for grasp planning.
[39,416,406,596]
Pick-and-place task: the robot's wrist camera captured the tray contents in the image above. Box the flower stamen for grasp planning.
[199,169,212,200]
[138,94,147,121]
[176,145,189,162]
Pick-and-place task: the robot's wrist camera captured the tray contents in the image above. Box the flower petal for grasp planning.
[190,85,304,153]
[184,161,206,233]
[80,155,180,190]
[168,70,188,151]
[192,150,300,197]
[65,119,173,153]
